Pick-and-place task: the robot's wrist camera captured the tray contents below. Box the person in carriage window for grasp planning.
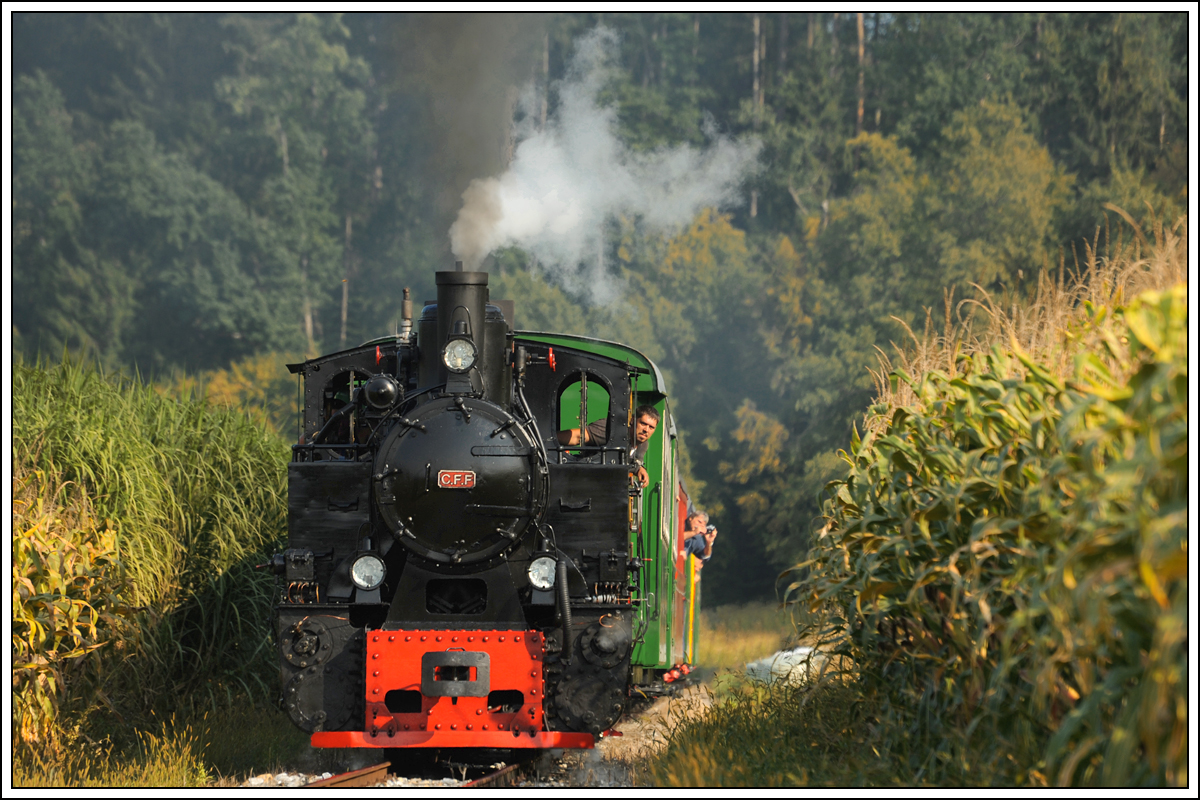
[681,511,718,568]
[558,404,658,488]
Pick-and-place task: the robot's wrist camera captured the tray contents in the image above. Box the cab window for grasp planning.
[558,373,611,449]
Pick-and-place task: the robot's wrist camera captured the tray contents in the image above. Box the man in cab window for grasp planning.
[558,405,658,488]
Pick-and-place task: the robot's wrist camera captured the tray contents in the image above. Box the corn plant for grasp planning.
[12,354,289,753]
[12,469,133,755]
[791,285,1187,786]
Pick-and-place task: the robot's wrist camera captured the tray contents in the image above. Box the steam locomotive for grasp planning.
[270,263,701,753]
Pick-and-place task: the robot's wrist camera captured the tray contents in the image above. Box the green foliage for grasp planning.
[12,12,1190,609]
[12,71,133,367]
[821,101,1070,311]
[12,354,289,754]
[1028,13,1188,184]
[791,285,1187,786]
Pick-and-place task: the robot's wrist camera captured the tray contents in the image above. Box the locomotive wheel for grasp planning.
[546,657,629,736]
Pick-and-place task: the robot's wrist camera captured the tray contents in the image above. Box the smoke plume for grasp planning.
[449,27,760,301]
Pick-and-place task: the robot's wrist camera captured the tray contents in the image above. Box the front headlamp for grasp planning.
[528,556,557,591]
[442,337,478,373]
[351,553,386,590]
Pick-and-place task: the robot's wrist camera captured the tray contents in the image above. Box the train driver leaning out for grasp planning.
[558,404,659,488]
[681,511,718,568]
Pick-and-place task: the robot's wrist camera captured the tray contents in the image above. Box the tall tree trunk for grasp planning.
[301,258,314,354]
[779,13,788,73]
[660,20,667,85]
[808,12,815,50]
[502,85,518,167]
[751,13,761,218]
[277,116,289,177]
[340,214,352,348]
[759,26,767,103]
[856,12,865,136]
[830,14,840,80]
[540,31,549,130]
[691,14,700,86]
[643,18,653,88]
[752,14,761,120]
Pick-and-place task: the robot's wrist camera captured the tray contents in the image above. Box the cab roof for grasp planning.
[514,331,667,396]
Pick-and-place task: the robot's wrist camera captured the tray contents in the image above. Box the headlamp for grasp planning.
[351,553,386,590]
[442,338,478,373]
[528,556,557,591]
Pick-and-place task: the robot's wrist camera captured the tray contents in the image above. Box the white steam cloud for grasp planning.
[449,27,761,302]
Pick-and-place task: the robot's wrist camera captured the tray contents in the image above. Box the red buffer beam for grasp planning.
[310,628,594,750]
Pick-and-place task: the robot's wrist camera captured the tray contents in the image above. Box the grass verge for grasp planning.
[12,700,311,788]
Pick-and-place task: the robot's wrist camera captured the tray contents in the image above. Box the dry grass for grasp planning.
[697,601,799,674]
[13,717,212,788]
[157,350,306,439]
[11,703,311,788]
[870,208,1187,420]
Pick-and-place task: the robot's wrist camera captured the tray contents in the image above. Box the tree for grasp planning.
[216,13,375,354]
[89,119,297,371]
[12,72,130,365]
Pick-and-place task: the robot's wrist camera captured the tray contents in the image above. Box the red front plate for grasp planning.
[311,729,593,749]
[310,628,594,750]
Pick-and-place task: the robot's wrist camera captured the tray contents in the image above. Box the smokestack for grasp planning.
[426,264,489,391]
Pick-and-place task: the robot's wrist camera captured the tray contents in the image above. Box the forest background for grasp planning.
[11,12,1189,605]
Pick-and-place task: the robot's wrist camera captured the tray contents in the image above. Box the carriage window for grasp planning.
[558,374,611,447]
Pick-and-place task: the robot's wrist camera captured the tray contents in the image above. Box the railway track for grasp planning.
[305,761,391,788]
[264,693,681,789]
[302,757,539,788]
[461,762,532,787]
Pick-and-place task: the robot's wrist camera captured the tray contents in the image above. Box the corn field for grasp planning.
[790,215,1187,786]
[12,356,289,760]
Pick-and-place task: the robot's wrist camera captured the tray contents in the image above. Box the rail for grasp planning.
[303,758,535,788]
[305,761,389,788]
[461,762,532,788]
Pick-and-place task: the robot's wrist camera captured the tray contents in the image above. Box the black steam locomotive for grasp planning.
[271,263,700,752]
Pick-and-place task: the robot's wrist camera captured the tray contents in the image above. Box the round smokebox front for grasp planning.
[373,399,543,566]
